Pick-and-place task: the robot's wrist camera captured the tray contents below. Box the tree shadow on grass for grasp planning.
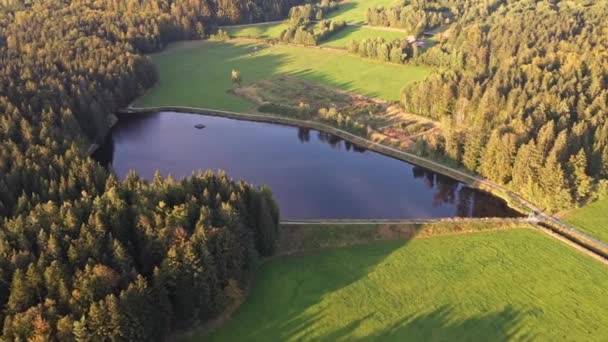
[204,237,530,342]
[268,304,530,341]
[200,41,366,98]
[320,25,363,46]
[290,68,379,99]
[204,240,410,341]
[153,40,386,107]
[203,235,535,341]
[325,2,361,24]
[215,41,378,99]
[364,305,532,341]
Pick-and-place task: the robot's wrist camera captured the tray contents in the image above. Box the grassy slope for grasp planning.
[198,229,608,341]
[134,40,430,111]
[563,199,608,242]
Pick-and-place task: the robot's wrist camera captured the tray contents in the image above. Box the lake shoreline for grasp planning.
[118,105,527,214]
[111,106,608,261]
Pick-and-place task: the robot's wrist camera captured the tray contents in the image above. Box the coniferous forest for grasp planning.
[1,0,608,340]
[0,0,284,339]
[401,0,608,211]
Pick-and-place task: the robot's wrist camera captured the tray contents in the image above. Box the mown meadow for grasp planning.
[184,228,608,341]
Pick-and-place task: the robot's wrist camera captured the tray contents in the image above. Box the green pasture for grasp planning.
[134,40,430,111]
[188,228,608,341]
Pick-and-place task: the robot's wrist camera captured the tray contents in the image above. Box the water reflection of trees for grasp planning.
[413,166,458,206]
[297,127,310,143]
[296,128,366,153]
[92,135,114,168]
[412,166,518,218]
[317,131,343,149]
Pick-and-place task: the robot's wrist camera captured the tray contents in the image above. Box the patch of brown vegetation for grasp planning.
[235,74,441,146]
[277,219,529,255]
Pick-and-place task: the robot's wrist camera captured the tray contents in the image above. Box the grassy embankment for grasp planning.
[180,225,608,341]
[562,199,608,242]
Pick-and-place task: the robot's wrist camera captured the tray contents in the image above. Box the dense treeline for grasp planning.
[286,0,339,24]
[0,0,286,340]
[0,172,279,340]
[347,37,414,64]
[278,1,345,45]
[279,19,346,45]
[366,0,451,35]
[401,0,608,211]
[2,0,307,27]
[365,0,506,35]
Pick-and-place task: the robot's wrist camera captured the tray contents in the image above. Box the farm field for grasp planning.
[190,228,608,341]
[562,199,608,243]
[134,40,430,111]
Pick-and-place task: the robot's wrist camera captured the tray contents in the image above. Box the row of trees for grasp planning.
[277,1,345,45]
[0,0,288,339]
[318,107,367,135]
[286,0,339,24]
[278,19,346,45]
[347,37,417,64]
[365,0,507,35]
[365,0,453,35]
[401,0,608,211]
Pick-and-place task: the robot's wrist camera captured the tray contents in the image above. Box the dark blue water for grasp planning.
[95,111,520,220]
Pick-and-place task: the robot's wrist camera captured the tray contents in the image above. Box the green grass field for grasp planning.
[327,0,401,24]
[134,40,430,111]
[224,23,287,39]
[225,24,407,48]
[563,199,608,243]
[191,229,608,341]
[321,26,407,47]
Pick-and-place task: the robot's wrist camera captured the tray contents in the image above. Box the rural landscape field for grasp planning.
[201,228,608,341]
[0,0,607,341]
